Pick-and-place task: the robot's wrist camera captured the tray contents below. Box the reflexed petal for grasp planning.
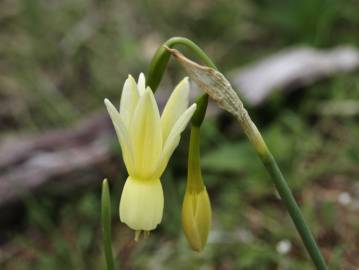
[152,136,180,180]
[137,73,146,95]
[104,98,134,173]
[154,104,196,177]
[130,88,162,178]
[120,75,139,128]
[161,77,190,142]
[163,103,197,156]
[120,177,164,231]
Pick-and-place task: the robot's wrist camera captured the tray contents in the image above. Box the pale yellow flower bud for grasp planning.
[182,187,212,251]
[182,127,212,251]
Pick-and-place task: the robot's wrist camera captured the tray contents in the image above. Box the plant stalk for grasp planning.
[260,151,328,270]
[101,179,116,270]
[165,46,328,270]
[147,37,216,92]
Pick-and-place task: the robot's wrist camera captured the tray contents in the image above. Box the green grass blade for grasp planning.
[101,179,116,270]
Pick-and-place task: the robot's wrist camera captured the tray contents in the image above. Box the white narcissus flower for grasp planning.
[104,73,196,237]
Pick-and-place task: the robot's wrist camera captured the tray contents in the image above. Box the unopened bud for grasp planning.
[182,126,212,251]
[182,187,211,251]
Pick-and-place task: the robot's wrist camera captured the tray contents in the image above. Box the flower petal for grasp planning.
[154,103,196,177]
[137,73,146,95]
[130,88,162,179]
[161,77,190,143]
[104,98,134,174]
[120,75,139,128]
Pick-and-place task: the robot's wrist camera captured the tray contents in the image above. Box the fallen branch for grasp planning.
[231,46,359,105]
[0,113,114,207]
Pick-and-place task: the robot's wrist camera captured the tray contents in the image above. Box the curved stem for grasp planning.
[101,179,116,270]
[146,37,216,127]
[147,37,216,92]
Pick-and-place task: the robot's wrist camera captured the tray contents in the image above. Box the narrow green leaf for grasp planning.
[101,179,116,270]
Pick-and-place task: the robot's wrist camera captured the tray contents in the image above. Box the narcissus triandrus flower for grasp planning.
[104,73,196,238]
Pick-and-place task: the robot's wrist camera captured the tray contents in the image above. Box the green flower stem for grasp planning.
[101,179,116,270]
[147,37,216,127]
[259,151,328,270]
[191,94,208,127]
[249,131,327,269]
[147,37,216,92]
[187,126,205,191]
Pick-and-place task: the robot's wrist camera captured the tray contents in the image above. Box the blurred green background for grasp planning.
[1,0,359,269]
